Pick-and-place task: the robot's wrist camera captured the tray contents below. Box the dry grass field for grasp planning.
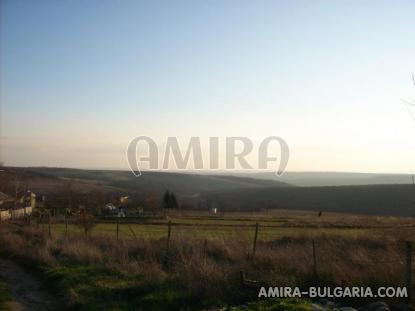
[0,210,414,310]
[47,209,415,241]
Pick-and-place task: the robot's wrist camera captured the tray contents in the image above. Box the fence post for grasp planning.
[406,241,412,304]
[48,211,51,238]
[203,239,208,263]
[41,212,44,227]
[116,217,120,240]
[65,214,68,237]
[166,221,172,251]
[252,222,259,260]
[312,239,318,278]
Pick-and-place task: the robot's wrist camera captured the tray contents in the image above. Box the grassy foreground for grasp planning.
[0,213,413,310]
[230,299,311,310]
[0,279,11,310]
[0,264,312,310]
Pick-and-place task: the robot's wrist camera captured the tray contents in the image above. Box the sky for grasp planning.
[1,0,415,173]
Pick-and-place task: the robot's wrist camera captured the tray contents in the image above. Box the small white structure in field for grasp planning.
[104,203,117,212]
[209,207,218,215]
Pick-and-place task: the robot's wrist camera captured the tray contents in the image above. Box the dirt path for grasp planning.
[0,259,58,311]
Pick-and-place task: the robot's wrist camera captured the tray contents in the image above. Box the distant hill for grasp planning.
[227,172,414,187]
[3,167,415,217]
[200,184,415,217]
[2,167,291,199]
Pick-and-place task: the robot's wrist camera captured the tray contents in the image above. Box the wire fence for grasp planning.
[4,213,415,304]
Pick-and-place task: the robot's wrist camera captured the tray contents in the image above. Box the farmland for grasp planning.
[0,210,412,310]
[52,221,376,241]
[48,209,415,241]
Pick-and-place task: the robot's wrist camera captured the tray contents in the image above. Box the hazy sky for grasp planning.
[2,0,415,173]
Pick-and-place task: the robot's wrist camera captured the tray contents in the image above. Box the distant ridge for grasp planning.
[2,166,291,197]
[225,171,414,187]
[4,167,414,217]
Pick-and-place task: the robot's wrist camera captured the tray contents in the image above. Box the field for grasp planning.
[1,210,414,310]
[52,223,376,241]
[48,209,415,241]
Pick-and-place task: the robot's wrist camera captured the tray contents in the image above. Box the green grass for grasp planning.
[229,298,312,311]
[49,222,376,242]
[24,211,415,310]
[41,209,415,243]
[0,278,11,310]
[46,264,136,310]
[45,264,222,311]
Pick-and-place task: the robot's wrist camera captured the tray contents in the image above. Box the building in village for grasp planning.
[0,190,36,221]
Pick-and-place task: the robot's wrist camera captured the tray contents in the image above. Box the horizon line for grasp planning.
[2,165,413,176]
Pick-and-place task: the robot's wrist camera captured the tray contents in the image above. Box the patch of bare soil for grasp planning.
[0,259,58,311]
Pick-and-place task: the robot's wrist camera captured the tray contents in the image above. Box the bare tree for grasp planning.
[74,209,96,237]
[402,73,415,121]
